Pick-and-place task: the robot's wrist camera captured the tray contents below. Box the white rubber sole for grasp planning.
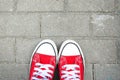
[29,39,58,71]
[58,40,85,68]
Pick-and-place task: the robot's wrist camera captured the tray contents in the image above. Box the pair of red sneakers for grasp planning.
[29,39,85,80]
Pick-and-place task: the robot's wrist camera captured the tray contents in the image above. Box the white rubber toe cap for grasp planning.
[59,40,82,56]
[62,43,80,56]
[35,39,57,56]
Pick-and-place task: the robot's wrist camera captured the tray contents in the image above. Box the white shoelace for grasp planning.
[32,63,54,80]
[61,64,80,80]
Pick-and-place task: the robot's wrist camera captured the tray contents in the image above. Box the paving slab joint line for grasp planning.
[64,0,68,12]
[66,10,115,13]
[0,11,116,14]
[41,36,120,38]
[92,64,95,80]
[114,0,119,12]
[0,36,120,40]
[0,61,16,64]
[88,14,94,39]
[0,36,41,38]
[40,15,42,38]
[115,40,120,64]
[14,38,17,63]
[13,0,18,12]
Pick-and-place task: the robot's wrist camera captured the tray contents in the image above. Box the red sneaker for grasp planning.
[29,39,57,80]
[58,40,85,80]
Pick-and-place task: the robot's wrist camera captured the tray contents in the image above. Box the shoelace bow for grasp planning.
[32,63,54,80]
[61,64,80,80]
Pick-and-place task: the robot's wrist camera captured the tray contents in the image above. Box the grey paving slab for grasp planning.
[0,77,17,80]
[0,0,119,80]
[0,13,40,37]
[78,40,117,64]
[94,64,120,80]
[0,64,29,80]
[16,38,41,64]
[17,0,64,11]
[84,64,93,80]
[91,15,120,37]
[117,0,120,12]
[41,14,90,37]
[67,0,114,11]
[116,40,120,64]
[0,0,14,11]
[0,38,15,63]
